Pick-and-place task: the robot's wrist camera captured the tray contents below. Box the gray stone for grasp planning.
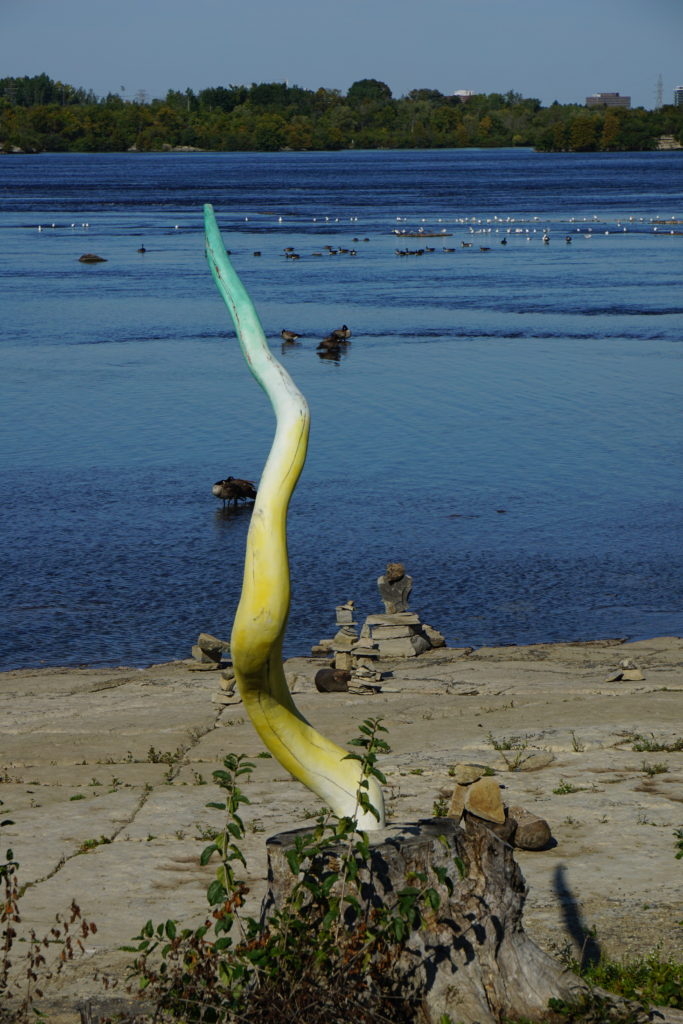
[377,562,413,613]
[365,612,421,626]
[332,634,358,652]
[220,671,235,693]
[423,624,446,647]
[211,690,242,705]
[333,651,353,671]
[508,806,553,850]
[369,624,418,640]
[464,777,505,823]
[188,658,221,671]
[285,672,315,694]
[351,646,380,659]
[333,626,358,650]
[450,763,490,785]
[375,634,431,658]
[197,632,230,655]
[191,644,220,664]
[447,783,467,819]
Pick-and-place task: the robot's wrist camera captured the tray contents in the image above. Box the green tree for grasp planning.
[198,85,247,112]
[600,109,623,151]
[569,114,600,151]
[347,78,392,106]
[285,115,314,150]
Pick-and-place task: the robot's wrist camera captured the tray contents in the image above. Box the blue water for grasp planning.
[1,150,681,669]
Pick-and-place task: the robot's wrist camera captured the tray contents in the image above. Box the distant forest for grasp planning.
[1,73,682,153]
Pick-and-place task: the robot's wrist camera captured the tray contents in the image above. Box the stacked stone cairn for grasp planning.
[447,763,553,851]
[327,602,383,687]
[190,632,230,669]
[189,633,241,705]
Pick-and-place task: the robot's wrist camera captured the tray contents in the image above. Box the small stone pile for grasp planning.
[447,763,552,851]
[189,633,241,705]
[606,658,645,682]
[190,632,230,670]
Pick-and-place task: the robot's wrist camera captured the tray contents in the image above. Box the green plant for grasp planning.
[301,806,327,820]
[193,823,220,842]
[126,719,453,1023]
[147,746,185,767]
[632,733,683,753]
[76,835,111,855]
[432,798,449,817]
[640,761,669,777]
[547,991,650,1023]
[553,779,582,795]
[560,943,683,1011]
[487,732,530,770]
[487,732,523,752]
[570,730,585,752]
[69,794,86,801]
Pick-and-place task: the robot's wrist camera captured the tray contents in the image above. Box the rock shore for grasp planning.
[1,636,682,1020]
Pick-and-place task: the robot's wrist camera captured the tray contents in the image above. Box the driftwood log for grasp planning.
[264,815,683,1024]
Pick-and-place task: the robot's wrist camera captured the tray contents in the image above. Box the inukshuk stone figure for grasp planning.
[377,562,412,613]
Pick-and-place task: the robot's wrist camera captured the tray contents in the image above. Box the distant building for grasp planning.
[586,92,631,109]
[452,90,477,103]
[674,86,683,107]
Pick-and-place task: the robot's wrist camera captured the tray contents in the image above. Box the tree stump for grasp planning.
[263,816,680,1024]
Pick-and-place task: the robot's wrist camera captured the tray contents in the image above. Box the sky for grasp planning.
[1,0,682,110]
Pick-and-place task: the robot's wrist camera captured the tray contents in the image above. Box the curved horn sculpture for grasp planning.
[204,204,384,830]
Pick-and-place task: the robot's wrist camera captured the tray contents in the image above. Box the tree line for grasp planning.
[1,74,681,153]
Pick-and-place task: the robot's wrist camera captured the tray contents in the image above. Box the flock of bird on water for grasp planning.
[282,322,352,358]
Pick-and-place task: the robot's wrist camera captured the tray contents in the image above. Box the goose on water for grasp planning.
[212,476,257,507]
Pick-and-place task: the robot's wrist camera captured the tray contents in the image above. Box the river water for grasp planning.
[0,149,681,669]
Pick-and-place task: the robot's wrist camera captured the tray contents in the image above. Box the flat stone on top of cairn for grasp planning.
[335,601,356,625]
